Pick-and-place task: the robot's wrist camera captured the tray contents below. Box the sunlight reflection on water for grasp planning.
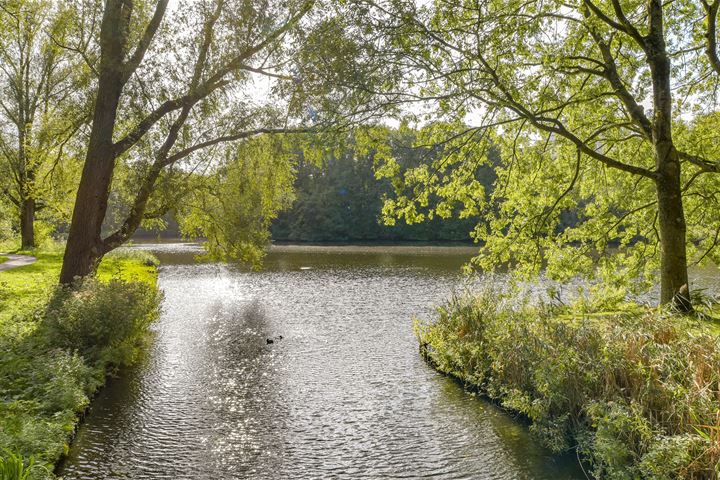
[58,242,717,479]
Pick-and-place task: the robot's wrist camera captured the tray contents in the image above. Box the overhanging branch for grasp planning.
[121,0,169,83]
[678,150,720,173]
[160,127,315,167]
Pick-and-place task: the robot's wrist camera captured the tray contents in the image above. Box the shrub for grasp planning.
[0,202,14,243]
[416,291,720,479]
[0,450,46,480]
[32,222,56,251]
[0,251,159,477]
[42,278,161,368]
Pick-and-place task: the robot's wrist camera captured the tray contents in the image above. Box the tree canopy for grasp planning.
[361,0,720,307]
[0,0,89,248]
[54,0,393,282]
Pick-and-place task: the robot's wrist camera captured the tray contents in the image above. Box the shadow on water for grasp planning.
[60,243,587,479]
[431,374,584,478]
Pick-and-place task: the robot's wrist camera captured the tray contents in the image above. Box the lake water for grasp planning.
[58,243,598,479]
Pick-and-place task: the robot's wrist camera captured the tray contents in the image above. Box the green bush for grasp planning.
[0,450,46,480]
[0,251,158,477]
[0,202,14,243]
[42,278,161,368]
[1,278,160,474]
[417,291,720,479]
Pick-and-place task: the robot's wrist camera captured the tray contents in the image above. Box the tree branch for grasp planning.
[47,34,99,77]
[121,0,169,83]
[160,127,313,167]
[589,31,654,139]
[703,0,720,75]
[2,187,20,207]
[111,0,312,158]
[583,0,647,51]
[468,56,657,179]
[111,81,228,157]
[201,0,315,87]
[677,150,720,173]
[238,64,294,80]
[609,0,646,46]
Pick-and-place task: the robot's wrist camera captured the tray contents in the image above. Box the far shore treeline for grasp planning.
[131,128,497,245]
[271,130,496,244]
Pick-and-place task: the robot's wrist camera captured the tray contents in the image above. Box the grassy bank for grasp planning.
[0,245,160,479]
[417,293,720,479]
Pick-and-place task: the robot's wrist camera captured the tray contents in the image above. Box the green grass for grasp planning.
[0,255,8,264]
[0,248,156,326]
[0,245,158,479]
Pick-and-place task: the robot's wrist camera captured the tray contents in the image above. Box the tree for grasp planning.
[177,135,297,266]
[59,0,312,282]
[56,0,392,283]
[366,0,720,309]
[0,0,87,248]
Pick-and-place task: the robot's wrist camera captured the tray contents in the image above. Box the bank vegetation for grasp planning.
[418,291,720,479]
[0,243,160,479]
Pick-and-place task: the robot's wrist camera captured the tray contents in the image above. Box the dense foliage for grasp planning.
[0,249,159,478]
[362,0,720,307]
[0,450,38,480]
[0,0,88,249]
[174,136,297,266]
[43,278,160,368]
[417,292,720,478]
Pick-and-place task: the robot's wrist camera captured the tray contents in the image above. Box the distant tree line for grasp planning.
[271,128,497,243]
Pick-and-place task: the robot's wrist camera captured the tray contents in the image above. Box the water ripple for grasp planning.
[59,246,584,479]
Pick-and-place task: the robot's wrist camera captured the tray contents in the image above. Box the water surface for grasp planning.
[60,244,590,479]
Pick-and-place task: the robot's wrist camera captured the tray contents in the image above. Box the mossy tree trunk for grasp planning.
[648,1,691,310]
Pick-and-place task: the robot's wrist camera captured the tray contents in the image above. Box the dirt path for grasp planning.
[0,253,38,272]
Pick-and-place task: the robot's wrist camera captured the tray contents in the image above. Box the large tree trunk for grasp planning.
[58,87,122,282]
[20,197,35,249]
[59,1,129,283]
[58,150,115,282]
[655,144,691,310]
[646,1,692,311]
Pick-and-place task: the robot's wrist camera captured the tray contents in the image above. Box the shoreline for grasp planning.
[418,341,590,475]
[416,294,720,478]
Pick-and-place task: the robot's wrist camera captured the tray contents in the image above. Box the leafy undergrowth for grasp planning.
[0,247,159,479]
[0,256,7,264]
[417,292,720,479]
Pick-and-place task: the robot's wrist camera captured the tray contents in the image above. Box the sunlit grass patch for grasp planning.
[0,252,63,329]
[0,249,157,327]
[100,248,159,284]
